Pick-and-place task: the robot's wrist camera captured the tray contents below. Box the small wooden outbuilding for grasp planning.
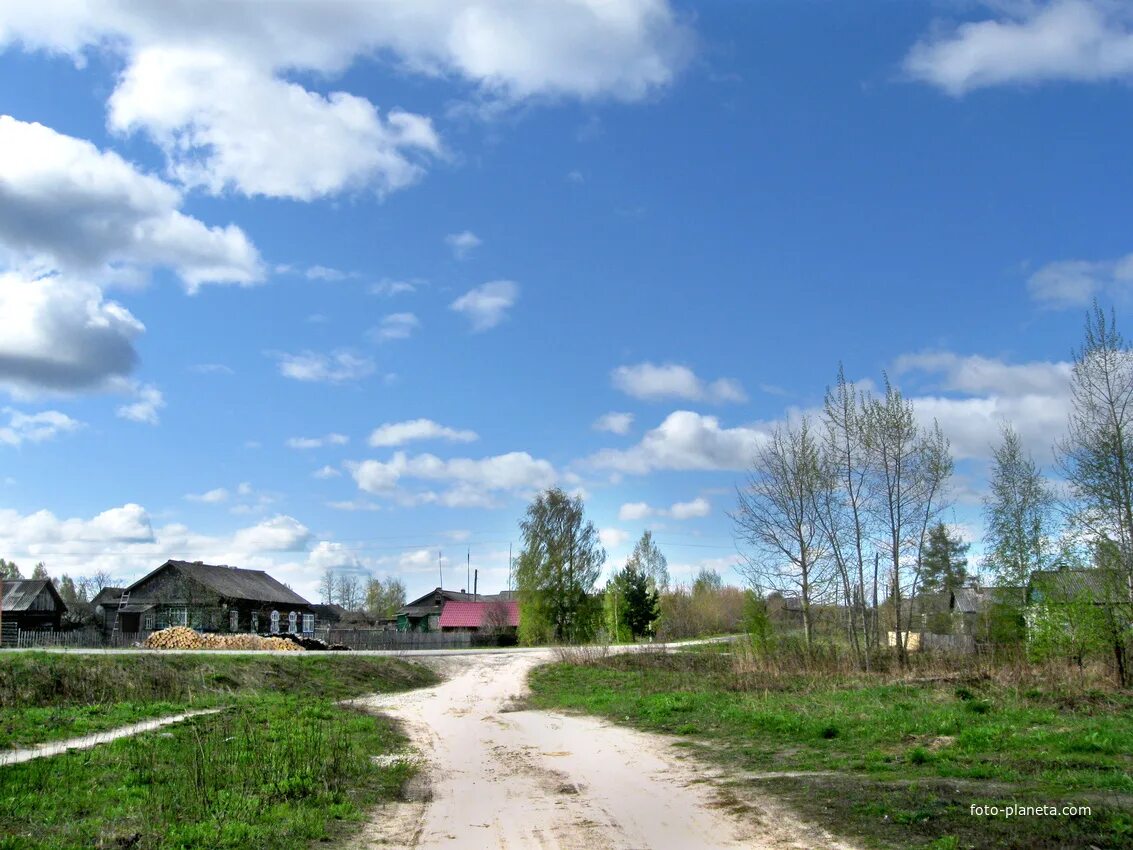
[1,579,67,632]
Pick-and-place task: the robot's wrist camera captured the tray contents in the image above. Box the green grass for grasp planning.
[0,695,414,850]
[528,650,1133,849]
[0,652,436,748]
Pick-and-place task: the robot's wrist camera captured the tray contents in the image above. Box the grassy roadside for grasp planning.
[527,649,1133,849]
[0,651,435,748]
[0,696,412,850]
[0,652,439,850]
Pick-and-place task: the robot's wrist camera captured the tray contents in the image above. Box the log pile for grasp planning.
[143,627,304,651]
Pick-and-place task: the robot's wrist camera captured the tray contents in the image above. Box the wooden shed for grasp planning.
[1,579,67,632]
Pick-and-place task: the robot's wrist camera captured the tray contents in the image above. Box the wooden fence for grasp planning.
[316,628,474,651]
[2,626,489,651]
[11,628,152,649]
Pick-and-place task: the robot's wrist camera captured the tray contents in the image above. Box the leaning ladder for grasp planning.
[112,590,131,636]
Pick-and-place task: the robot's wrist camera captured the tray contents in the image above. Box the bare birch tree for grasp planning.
[817,365,876,668]
[984,422,1057,586]
[1056,303,1133,685]
[863,378,952,667]
[732,415,833,651]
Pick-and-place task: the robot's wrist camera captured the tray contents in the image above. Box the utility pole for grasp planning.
[508,543,513,592]
[467,548,470,596]
[438,550,443,589]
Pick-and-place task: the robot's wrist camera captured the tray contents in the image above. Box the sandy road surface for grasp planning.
[350,650,855,850]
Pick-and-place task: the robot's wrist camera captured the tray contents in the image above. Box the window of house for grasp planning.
[288,611,297,633]
[172,607,188,627]
[251,611,259,633]
[303,614,314,634]
[229,609,239,632]
[270,610,279,632]
[143,612,155,631]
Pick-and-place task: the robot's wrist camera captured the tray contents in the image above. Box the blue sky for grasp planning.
[1,0,1131,602]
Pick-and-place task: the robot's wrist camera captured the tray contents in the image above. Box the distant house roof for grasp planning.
[127,560,311,606]
[1028,569,1126,604]
[311,603,348,622]
[439,600,520,629]
[900,592,951,618]
[951,586,1025,613]
[2,579,66,613]
[91,587,124,607]
[399,587,502,618]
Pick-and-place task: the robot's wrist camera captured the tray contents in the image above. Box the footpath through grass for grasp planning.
[0,651,433,748]
[528,648,1133,850]
[0,652,438,850]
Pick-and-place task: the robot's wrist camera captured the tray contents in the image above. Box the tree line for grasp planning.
[317,569,406,621]
[514,488,747,644]
[731,303,1133,682]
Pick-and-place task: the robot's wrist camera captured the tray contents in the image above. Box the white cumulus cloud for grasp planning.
[348,449,556,506]
[905,0,1133,95]
[286,434,350,450]
[185,487,230,504]
[368,419,479,448]
[0,273,143,397]
[371,313,421,342]
[115,383,165,425]
[589,411,766,474]
[0,409,82,447]
[617,496,710,521]
[1028,252,1133,308]
[0,116,262,291]
[274,351,376,383]
[894,351,1074,462]
[109,47,441,201]
[593,412,634,434]
[231,515,313,552]
[0,2,692,199]
[612,362,747,404]
[445,230,482,259]
[450,281,519,331]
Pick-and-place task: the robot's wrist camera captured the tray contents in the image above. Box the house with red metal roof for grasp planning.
[438,599,519,634]
[397,587,520,638]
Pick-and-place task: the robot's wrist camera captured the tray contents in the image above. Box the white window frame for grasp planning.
[302,614,314,634]
[270,610,279,633]
[229,609,239,632]
[288,611,298,633]
[251,611,259,633]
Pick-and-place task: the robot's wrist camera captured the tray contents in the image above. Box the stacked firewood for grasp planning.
[143,627,304,651]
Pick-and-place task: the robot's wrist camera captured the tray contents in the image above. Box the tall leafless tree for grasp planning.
[816,365,877,669]
[863,378,952,667]
[1056,303,1133,685]
[733,415,833,652]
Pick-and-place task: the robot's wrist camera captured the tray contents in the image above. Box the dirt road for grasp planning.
[351,650,855,850]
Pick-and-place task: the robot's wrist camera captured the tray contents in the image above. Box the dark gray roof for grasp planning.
[398,587,508,617]
[91,587,124,606]
[902,592,951,617]
[128,560,311,606]
[951,586,1025,613]
[1,579,65,612]
[1028,569,1125,604]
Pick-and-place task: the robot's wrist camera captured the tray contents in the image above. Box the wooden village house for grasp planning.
[98,559,315,634]
[397,587,519,635]
[1,579,67,634]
